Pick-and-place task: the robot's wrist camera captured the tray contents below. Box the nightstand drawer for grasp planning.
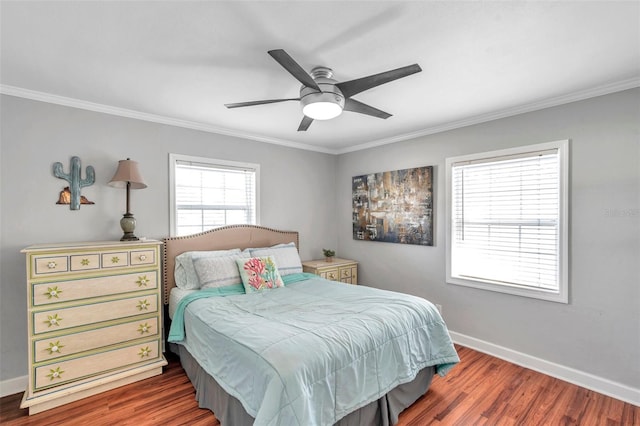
[33,338,161,391]
[33,316,159,362]
[340,266,357,282]
[339,268,352,279]
[32,294,159,335]
[323,268,340,281]
[32,271,158,306]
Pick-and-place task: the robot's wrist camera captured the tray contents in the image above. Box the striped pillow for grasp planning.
[192,252,249,289]
[245,242,302,276]
[175,249,242,289]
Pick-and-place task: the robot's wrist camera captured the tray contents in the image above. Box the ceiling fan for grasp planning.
[225,49,422,131]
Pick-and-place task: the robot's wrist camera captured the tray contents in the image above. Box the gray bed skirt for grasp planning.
[176,344,435,426]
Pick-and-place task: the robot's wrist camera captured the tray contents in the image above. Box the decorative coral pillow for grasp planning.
[236,256,284,293]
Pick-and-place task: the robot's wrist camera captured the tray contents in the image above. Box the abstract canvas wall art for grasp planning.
[352,166,433,246]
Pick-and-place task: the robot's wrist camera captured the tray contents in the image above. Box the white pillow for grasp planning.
[175,249,241,289]
[193,252,249,289]
[246,242,302,276]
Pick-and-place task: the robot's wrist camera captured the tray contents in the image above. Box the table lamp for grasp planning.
[108,158,147,241]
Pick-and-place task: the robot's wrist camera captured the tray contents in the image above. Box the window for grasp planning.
[169,154,259,237]
[445,140,569,303]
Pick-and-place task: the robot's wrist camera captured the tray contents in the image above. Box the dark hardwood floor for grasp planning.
[1,345,637,425]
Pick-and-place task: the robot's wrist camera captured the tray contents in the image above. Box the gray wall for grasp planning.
[2,89,638,394]
[336,88,640,390]
[0,94,337,382]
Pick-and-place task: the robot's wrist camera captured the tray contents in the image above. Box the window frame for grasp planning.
[169,153,260,237]
[445,140,569,303]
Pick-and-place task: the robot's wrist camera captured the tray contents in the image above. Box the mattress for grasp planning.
[169,287,196,320]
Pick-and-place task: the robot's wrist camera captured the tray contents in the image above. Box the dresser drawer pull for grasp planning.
[328,273,336,280]
[138,346,151,358]
[46,366,64,381]
[136,275,149,287]
[139,254,147,261]
[47,261,57,269]
[138,323,151,334]
[46,341,64,355]
[111,256,120,264]
[45,286,63,299]
[136,299,150,311]
[342,270,351,277]
[46,314,62,327]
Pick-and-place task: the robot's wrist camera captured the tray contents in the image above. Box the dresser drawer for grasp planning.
[32,271,158,306]
[33,294,159,335]
[34,256,69,275]
[69,254,101,272]
[33,316,159,363]
[130,249,156,266]
[101,251,129,268]
[33,338,162,391]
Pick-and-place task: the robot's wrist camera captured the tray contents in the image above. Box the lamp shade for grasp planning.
[108,159,147,189]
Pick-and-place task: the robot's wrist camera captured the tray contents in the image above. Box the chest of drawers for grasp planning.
[302,258,358,284]
[20,240,167,415]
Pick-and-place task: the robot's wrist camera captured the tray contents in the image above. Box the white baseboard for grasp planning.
[1,375,27,398]
[449,331,640,407]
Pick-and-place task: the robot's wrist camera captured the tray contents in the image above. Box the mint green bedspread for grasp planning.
[169,273,459,426]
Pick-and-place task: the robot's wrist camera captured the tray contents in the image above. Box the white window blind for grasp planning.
[446,140,568,303]
[170,155,258,237]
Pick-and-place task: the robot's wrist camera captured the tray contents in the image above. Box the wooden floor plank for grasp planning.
[1,346,637,425]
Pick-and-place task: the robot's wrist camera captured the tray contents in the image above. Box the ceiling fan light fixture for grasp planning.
[303,101,343,120]
[300,91,344,120]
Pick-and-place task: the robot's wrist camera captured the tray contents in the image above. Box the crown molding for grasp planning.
[2,77,638,156]
[0,85,335,155]
[336,76,640,154]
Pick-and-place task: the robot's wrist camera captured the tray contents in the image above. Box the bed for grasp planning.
[163,225,459,426]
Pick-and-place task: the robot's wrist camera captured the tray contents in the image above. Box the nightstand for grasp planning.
[302,258,358,285]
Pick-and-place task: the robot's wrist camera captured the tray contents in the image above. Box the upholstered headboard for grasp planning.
[162,225,299,304]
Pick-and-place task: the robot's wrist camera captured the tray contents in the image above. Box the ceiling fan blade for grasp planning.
[343,98,392,119]
[298,116,313,131]
[225,98,299,108]
[268,49,321,91]
[336,64,422,98]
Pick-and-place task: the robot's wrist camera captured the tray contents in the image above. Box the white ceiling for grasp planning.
[1,1,639,154]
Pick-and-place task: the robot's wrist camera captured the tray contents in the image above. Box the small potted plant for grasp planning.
[322,248,335,262]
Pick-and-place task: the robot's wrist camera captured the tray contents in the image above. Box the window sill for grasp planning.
[447,275,568,304]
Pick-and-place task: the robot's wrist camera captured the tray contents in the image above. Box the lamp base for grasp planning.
[119,213,139,241]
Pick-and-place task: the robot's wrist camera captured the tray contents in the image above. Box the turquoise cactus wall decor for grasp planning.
[53,156,95,210]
